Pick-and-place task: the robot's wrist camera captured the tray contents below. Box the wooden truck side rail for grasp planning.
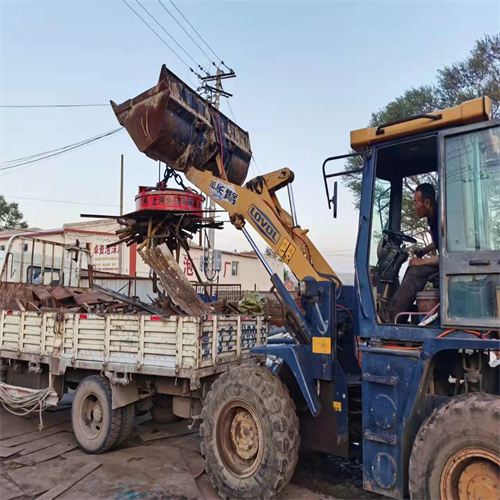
[0,310,268,388]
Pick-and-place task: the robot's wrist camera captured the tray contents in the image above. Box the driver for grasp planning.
[388,183,439,323]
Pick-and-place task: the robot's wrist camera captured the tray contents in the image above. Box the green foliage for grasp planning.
[0,195,28,230]
[437,34,500,118]
[343,34,499,242]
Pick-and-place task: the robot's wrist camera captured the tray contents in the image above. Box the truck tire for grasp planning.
[72,375,122,454]
[409,392,500,500]
[200,365,299,500]
[150,394,179,424]
[115,403,135,447]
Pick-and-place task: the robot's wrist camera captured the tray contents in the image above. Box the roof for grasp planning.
[0,227,49,240]
[350,97,491,152]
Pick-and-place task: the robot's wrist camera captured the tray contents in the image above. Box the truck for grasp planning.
[110,67,500,500]
[0,234,269,453]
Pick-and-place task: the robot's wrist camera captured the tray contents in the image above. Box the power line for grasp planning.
[1,127,123,167]
[121,0,192,72]
[157,0,215,69]
[0,104,110,108]
[168,0,227,69]
[133,0,207,75]
[0,128,124,172]
[4,195,119,208]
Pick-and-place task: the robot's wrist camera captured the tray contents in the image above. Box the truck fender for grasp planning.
[251,345,321,416]
[104,371,139,410]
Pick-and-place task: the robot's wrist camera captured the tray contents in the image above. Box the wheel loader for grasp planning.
[111,66,500,499]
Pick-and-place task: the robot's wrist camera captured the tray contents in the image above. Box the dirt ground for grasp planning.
[0,400,381,500]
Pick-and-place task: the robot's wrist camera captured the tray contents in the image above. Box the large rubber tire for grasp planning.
[409,393,500,500]
[115,402,135,447]
[150,394,179,424]
[200,365,300,500]
[71,375,122,454]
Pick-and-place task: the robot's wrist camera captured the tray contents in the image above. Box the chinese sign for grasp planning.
[91,237,121,273]
[209,180,238,205]
[183,255,194,277]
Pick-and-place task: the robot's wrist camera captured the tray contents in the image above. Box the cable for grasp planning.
[250,154,262,175]
[121,0,192,72]
[224,97,237,122]
[133,0,207,75]
[157,0,214,68]
[168,0,227,68]
[4,195,119,208]
[0,383,57,430]
[0,104,109,108]
[0,128,124,172]
[438,329,488,339]
[337,304,354,324]
[1,128,122,167]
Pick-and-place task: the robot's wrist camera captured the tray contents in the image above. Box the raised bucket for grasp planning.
[111,65,252,186]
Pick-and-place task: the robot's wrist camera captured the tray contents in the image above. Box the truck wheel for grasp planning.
[115,403,135,447]
[200,365,299,500]
[71,375,122,454]
[150,394,179,424]
[409,392,500,500]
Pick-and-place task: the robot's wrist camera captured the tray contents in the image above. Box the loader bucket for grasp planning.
[111,65,252,186]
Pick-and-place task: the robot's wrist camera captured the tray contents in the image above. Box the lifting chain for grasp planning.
[161,165,187,191]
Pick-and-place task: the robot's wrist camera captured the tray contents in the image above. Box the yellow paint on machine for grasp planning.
[333,401,342,412]
[350,97,491,152]
[312,336,331,354]
[278,238,296,264]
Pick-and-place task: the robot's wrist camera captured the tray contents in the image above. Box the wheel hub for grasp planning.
[230,409,259,460]
[92,403,103,423]
[441,447,500,500]
[216,400,264,479]
[458,461,500,500]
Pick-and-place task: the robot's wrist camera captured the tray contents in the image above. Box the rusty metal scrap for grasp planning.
[114,212,222,252]
[139,244,213,316]
[0,282,157,316]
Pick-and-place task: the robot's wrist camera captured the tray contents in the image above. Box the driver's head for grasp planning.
[414,183,435,218]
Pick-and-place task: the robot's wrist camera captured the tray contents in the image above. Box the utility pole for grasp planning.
[120,154,124,216]
[199,67,236,279]
[119,154,124,274]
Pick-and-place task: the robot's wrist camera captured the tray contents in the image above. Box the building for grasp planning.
[0,219,283,293]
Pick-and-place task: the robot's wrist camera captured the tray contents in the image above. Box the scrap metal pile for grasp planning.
[0,282,166,316]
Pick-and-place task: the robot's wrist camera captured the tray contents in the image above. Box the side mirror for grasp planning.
[331,181,338,218]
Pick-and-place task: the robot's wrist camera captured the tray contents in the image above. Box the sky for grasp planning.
[1,0,499,273]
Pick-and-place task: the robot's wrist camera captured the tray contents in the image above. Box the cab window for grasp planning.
[443,125,500,326]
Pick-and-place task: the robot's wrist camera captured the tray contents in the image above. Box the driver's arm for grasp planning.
[409,254,439,267]
[418,242,436,257]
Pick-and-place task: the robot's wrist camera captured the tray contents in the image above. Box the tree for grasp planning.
[0,196,28,230]
[437,34,500,118]
[343,34,500,242]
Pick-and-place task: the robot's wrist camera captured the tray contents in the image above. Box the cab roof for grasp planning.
[350,96,491,153]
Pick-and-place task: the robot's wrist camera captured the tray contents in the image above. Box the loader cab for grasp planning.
[324,97,500,340]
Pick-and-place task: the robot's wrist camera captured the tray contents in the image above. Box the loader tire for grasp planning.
[200,365,300,500]
[115,402,135,447]
[150,394,179,424]
[409,392,500,500]
[72,375,122,454]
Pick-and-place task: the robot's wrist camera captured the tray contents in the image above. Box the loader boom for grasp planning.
[185,164,340,284]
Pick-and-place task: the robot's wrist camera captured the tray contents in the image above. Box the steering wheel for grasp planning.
[382,229,417,244]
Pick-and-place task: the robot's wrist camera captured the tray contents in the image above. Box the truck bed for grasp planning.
[0,310,268,382]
